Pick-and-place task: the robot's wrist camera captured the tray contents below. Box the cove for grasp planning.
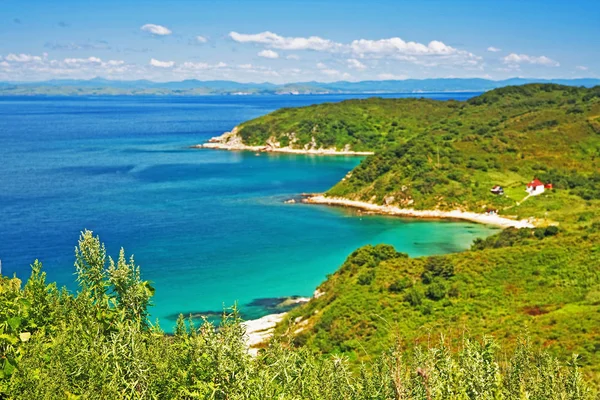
[0,93,497,330]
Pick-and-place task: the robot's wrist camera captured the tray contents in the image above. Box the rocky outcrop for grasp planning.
[193,127,374,156]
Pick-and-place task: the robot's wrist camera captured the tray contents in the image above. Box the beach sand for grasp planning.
[303,195,535,229]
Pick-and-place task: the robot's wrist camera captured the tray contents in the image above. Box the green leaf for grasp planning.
[7,316,22,331]
[3,358,16,377]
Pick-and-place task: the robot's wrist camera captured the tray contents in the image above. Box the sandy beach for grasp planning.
[304,195,535,229]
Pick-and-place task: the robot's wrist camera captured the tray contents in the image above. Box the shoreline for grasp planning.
[192,127,374,156]
[242,296,310,355]
[303,195,535,229]
[242,312,288,356]
[194,142,374,156]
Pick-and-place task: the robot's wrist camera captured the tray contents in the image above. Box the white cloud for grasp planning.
[141,24,172,36]
[64,56,102,65]
[347,58,367,70]
[377,73,408,80]
[316,62,328,69]
[179,61,227,70]
[195,36,208,43]
[0,53,131,81]
[318,68,351,80]
[258,49,279,59]
[5,53,43,62]
[350,38,456,56]
[487,46,501,52]
[150,58,175,68]
[229,31,341,51]
[575,65,588,71]
[286,54,300,60]
[503,53,559,67]
[230,31,481,68]
[321,69,339,76]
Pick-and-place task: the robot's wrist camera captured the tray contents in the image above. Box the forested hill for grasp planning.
[240,84,600,223]
[266,85,600,384]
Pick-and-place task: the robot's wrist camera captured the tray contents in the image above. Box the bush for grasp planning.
[404,287,424,307]
[426,279,448,300]
[388,277,412,293]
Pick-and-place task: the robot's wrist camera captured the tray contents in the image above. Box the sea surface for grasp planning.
[0,92,498,329]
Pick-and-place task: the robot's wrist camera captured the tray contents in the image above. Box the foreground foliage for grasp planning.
[0,231,596,399]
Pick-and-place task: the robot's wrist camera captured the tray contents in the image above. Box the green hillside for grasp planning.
[1,232,596,398]
[240,85,600,227]
[249,85,600,384]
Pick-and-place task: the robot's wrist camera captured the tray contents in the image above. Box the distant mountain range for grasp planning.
[0,77,598,96]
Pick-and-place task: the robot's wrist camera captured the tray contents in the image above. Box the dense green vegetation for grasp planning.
[239,85,600,226]
[239,85,600,387]
[0,232,596,398]
[2,84,599,396]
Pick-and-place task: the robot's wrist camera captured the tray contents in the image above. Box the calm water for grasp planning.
[0,93,497,329]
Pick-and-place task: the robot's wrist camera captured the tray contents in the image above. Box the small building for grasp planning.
[490,185,504,195]
[526,179,545,196]
[545,183,553,190]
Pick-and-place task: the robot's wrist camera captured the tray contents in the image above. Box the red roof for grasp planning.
[527,179,544,187]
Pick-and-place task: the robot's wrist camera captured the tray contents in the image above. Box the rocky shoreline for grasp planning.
[242,296,310,355]
[303,195,536,229]
[192,127,374,156]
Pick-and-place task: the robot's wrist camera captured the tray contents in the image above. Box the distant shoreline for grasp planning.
[194,142,374,156]
[303,195,536,229]
[193,128,375,156]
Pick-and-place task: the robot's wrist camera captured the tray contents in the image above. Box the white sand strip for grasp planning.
[304,195,535,229]
[242,313,287,356]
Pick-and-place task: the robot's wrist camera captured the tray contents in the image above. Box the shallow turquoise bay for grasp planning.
[0,93,497,329]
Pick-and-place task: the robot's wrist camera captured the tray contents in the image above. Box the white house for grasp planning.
[526,179,545,196]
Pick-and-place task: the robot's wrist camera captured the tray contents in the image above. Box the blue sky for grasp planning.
[1,0,598,82]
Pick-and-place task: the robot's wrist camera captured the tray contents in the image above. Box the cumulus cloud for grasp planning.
[258,49,279,59]
[377,73,408,80]
[503,53,559,67]
[5,53,43,62]
[0,53,130,81]
[318,68,351,80]
[575,65,588,71]
[487,46,501,52]
[229,31,341,51]
[64,56,102,65]
[350,38,456,56]
[141,24,172,36]
[149,58,175,68]
[347,58,366,70]
[230,31,481,68]
[179,61,227,70]
[286,54,300,60]
[316,62,328,69]
[195,36,208,43]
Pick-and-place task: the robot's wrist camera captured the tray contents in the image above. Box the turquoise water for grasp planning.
[0,93,497,329]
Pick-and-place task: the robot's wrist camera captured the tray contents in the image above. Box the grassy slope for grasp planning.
[261,85,600,383]
[278,230,600,381]
[237,97,460,150]
[239,85,600,226]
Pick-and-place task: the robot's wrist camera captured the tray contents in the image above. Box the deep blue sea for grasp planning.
[0,92,498,329]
